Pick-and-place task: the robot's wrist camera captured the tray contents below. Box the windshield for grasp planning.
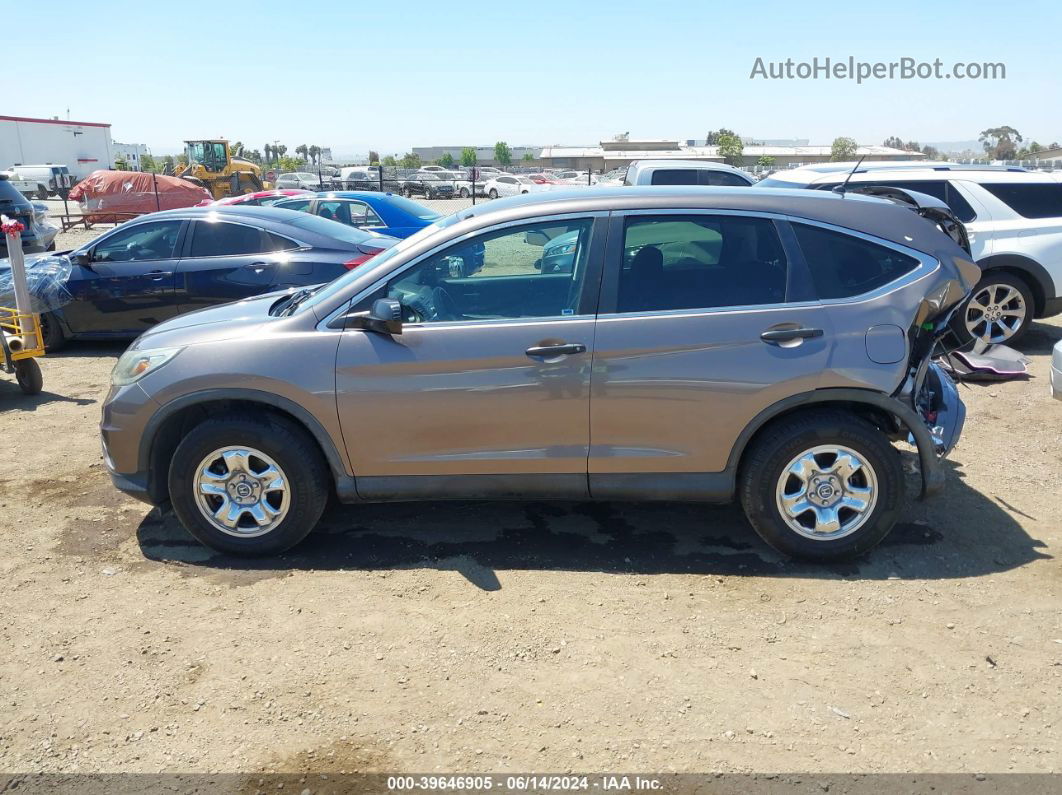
[381,194,443,221]
[297,216,458,314]
[757,177,808,188]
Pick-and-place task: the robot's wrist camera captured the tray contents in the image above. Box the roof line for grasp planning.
[0,115,111,129]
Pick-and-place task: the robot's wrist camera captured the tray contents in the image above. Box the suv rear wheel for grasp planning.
[168,413,329,556]
[739,411,904,561]
[952,271,1034,347]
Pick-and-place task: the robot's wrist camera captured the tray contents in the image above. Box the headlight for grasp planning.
[111,347,182,386]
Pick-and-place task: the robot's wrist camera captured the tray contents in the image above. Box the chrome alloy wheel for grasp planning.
[775,445,878,541]
[965,283,1026,343]
[193,447,289,538]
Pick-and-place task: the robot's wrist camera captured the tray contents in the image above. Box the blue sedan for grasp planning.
[273,191,443,239]
[13,206,398,349]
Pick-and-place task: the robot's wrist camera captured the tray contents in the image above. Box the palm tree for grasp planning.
[308,145,321,165]
[295,144,309,163]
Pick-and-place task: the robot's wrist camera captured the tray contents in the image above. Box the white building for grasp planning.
[113,141,150,171]
[0,114,115,181]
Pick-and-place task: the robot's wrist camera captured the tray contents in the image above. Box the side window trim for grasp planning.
[785,216,939,304]
[317,212,611,331]
[597,208,795,316]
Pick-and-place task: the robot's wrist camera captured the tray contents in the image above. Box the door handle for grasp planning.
[760,327,824,343]
[526,342,587,358]
[144,270,172,281]
[243,261,272,272]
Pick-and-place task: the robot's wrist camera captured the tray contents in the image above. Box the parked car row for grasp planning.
[82,183,983,564]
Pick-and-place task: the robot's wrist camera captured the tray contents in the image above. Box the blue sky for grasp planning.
[6,0,1060,156]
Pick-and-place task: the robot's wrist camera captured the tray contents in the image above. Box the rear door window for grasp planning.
[793,223,922,300]
[616,215,788,312]
[981,183,1062,219]
[190,221,268,257]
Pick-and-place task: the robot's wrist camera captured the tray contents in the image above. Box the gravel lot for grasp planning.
[1,222,1060,777]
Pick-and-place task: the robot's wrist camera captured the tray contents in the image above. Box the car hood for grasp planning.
[131,288,300,349]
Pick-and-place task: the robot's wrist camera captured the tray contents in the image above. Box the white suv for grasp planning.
[762,163,1062,346]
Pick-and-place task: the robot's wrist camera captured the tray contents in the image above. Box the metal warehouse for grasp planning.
[0,114,115,181]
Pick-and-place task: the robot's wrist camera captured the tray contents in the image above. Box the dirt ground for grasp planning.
[1,246,1060,775]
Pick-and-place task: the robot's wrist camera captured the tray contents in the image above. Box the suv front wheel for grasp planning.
[168,413,329,556]
[739,411,904,561]
[952,271,1034,347]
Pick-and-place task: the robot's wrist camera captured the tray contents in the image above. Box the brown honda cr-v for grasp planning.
[101,186,979,561]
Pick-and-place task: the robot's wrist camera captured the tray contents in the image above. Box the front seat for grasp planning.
[620,245,664,311]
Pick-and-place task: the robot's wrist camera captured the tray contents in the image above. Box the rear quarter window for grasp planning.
[793,223,922,300]
[981,183,1062,219]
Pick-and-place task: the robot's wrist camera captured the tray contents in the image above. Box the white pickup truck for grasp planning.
[0,171,47,201]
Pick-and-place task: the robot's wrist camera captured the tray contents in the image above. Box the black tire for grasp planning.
[168,413,330,556]
[15,359,43,395]
[459,188,470,199]
[37,187,49,200]
[47,241,56,251]
[57,189,70,201]
[739,410,904,562]
[405,188,414,198]
[488,188,498,199]
[39,312,66,352]
[949,271,1034,348]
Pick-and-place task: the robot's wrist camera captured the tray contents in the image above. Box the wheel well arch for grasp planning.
[726,389,944,499]
[141,391,350,504]
[976,254,1055,316]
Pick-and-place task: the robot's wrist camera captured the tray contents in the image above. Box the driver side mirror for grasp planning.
[73,250,93,267]
[332,297,403,335]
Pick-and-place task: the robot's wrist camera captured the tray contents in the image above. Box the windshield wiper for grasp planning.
[280,286,321,316]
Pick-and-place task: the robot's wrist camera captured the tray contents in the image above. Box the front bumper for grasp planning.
[100,381,162,505]
[1051,344,1062,401]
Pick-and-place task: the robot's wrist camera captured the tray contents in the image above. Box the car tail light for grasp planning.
[343,244,384,270]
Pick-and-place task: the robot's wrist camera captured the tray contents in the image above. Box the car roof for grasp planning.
[452,185,952,252]
[142,205,317,223]
[628,159,748,174]
[772,163,1048,185]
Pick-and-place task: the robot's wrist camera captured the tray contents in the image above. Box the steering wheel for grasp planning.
[431,286,460,321]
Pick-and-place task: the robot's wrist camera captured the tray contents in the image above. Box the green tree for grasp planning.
[231,141,244,156]
[494,141,512,166]
[162,155,176,174]
[522,152,535,162]
[460,147,477,167]
[830,136,859,161]
[245,149,262,164]
[882,136,905,149]
[705,128,737,145]
[436,152,455,168]
[383,155,397,167]
[921,144,940,159]
[979,126,1022,160]
[279,155,303,171]
[399,152,422,169]
[368,150,380,165]
[113,156,129,171]
[139,154,160,173]
[295,144,309,163]
[276,144,288,160]
[309,145,321,165]
[756,155,776,168]
[717,132,744,166]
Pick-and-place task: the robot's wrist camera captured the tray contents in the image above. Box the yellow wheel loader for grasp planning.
[174,140,265,200]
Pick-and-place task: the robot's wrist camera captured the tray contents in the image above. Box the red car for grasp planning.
[211,189,313,207]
